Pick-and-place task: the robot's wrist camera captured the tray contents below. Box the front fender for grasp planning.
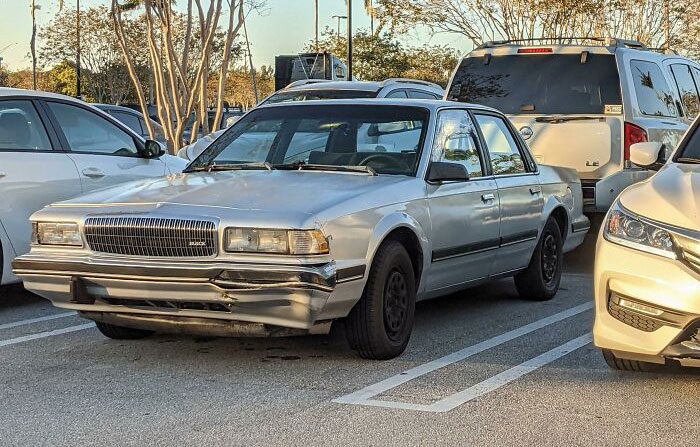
[365,212,431,293]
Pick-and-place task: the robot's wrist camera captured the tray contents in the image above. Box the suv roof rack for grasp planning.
[381,78,443,90]
[477,37,648,50]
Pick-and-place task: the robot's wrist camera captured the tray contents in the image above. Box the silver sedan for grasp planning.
[13,99,589,359]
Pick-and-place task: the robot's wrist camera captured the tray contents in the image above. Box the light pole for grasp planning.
[332,15,347,42]
[31,1,41,90]
[347,0,352,81]
[76,0,81,98]
[314,0,319,52]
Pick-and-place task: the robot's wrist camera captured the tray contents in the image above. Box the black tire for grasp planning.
[95,322,154,340]
[345,240,416,360]
[601,349,657,372]
[515,218,563,301]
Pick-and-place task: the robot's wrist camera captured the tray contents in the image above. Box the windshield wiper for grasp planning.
[274,161,377,176]
[185,161,273,173]
[535,116,605,124]
[677,157,700,164]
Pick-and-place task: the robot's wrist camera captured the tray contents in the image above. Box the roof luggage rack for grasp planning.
[477,37,648,50]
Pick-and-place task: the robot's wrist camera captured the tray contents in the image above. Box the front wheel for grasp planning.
[515,218,563,301]
[95,322,154,340]
[345,241,416,360]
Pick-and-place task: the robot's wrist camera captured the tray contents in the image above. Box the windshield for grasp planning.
[676,123,700,161]
[263,89,377,105]
[447,53,622,115]
[188,105,429,176]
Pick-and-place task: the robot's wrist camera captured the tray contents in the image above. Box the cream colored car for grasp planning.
[594,123,700,370]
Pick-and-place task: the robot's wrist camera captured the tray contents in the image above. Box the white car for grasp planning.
[594,122,700,371]
[447,38,700,213]
[0,88,187,286]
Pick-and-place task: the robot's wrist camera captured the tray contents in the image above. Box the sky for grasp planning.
[0,0,471,71]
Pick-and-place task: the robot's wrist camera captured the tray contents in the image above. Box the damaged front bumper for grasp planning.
[12,254,347,336]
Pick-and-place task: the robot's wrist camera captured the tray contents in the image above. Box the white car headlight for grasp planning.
[604,202,676,259]
[224,228,329,255]
[32,222,83,247]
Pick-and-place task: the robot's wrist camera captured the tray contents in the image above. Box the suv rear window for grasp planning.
[447,53,622,115]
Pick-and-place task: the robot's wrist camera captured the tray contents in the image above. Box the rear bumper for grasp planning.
[583,170,652,213]
[12,254,363,332]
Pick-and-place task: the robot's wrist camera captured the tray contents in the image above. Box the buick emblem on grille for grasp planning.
[188,241,207,247]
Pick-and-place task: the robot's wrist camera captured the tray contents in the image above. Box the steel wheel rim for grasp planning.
[383,269,408,342]
[541,233,558,284]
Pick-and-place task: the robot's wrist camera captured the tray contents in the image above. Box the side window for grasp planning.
[111,111,144,135]
[474,114,527,175]
[385,90,408,99]
[0,100,52,151]
[431,110,484,177]
[138,118,149,137]
[671,64,700,118]
[47,102,138,156]
[630,60,677,118]
[408,90,438,100]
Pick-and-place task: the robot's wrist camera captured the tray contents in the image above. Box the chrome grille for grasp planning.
[84,217,217,257]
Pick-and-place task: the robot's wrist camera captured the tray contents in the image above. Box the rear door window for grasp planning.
[670,64,700,119]
[447,53,621,115]
[111,111,144,135]
[385,90,408,99]
[630,60,677,118]
[474,114,527,175]
[0,100,52,151]
[408,90,439,99]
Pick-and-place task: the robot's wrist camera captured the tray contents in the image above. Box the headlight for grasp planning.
[33,222,83,247]
[604,202,676,259]
[224,228,329,255]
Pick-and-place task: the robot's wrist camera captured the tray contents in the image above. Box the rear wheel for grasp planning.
[345,240,416,360]
[515,218,563,301]
[95,322,154,340]
[601,349,657,372]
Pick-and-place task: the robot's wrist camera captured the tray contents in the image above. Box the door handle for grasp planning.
[529,187,541,195]
[82,168,106,179]
[481,193,496,202]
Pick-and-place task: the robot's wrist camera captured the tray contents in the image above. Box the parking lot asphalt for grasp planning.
[1,231,699,447]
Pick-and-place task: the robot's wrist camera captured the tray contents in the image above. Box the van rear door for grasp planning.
[447,51,623,180]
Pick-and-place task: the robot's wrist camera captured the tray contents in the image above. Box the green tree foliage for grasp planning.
[307,27,459,86]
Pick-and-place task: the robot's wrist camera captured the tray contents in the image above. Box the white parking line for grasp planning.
[350,333,593,412]
[0,312,77,331]
[334,301,593,407]
[0,323,95,348]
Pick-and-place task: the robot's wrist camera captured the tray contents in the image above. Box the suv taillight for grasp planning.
[624,122,647,162]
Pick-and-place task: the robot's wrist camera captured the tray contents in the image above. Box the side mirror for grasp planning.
[630,142,666,170]
[427,162,469,183]
[140,139,166,159]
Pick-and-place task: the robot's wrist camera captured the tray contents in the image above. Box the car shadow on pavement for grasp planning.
[0,284,43,310]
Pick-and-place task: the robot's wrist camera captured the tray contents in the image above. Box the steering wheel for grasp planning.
[358,154,411,172]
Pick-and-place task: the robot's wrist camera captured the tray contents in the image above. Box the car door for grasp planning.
[426,109,501,292]
[42,100,167,192]
[474,112,543,275]
[0,98,82,260]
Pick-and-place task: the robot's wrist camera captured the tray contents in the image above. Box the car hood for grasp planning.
[53,170,414,225]
[619,163,700,231]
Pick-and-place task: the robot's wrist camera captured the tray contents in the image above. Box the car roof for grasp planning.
[281,79,444,93]
[0,87,90,103]
[256,98,499,113]
[92,103,143,114]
